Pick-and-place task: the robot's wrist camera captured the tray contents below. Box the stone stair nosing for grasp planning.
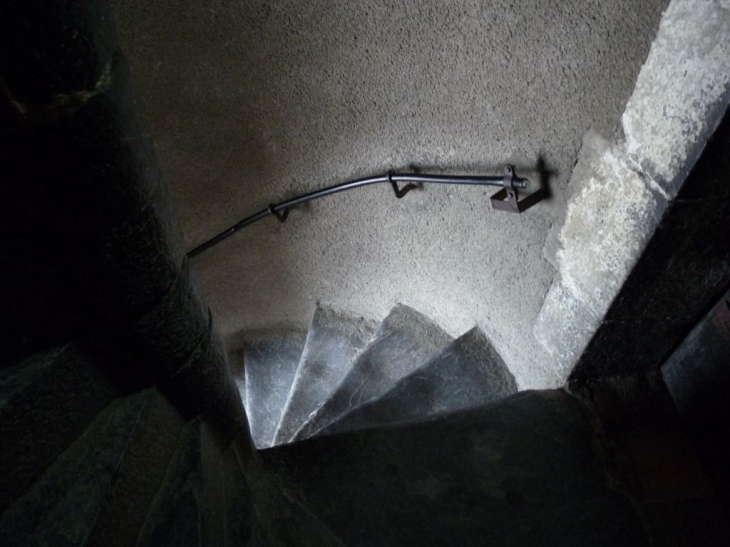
[0,390,150,546]
[244,330,307,449]
[291,303,454,442]
[273,305,376,446]
[136,417,204,547]
[319,326,518,436]
[261,390,652,547]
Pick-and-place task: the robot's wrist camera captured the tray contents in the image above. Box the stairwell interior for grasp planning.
[2,1,729,546]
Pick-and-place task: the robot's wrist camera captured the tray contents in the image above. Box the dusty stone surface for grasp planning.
[319,327,517,436]
[623,0,730,196]
[663,290,730,516]
[568,111,730,384]
[84,389,186,547]
[273,305,376,445]
[110,0,667,389]
[263,390,651,547]
[292,304,453,440]
[243,330,307,448]
[0,391,149,546]
[137,419,203,547]
[0,343,117,514]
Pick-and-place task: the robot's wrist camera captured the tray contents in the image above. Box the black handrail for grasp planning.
[187,170,529,258]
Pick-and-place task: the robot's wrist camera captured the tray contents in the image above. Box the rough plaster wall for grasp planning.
[110,0,666,389]
[535,0,730,383]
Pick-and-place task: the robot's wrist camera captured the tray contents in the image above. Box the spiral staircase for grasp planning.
[239,303,518,449]
[2,0,729,545]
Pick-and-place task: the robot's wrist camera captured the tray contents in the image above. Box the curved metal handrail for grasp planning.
[187,169,530,258]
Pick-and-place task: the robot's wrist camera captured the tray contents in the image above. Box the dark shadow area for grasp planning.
[663,288,730,519]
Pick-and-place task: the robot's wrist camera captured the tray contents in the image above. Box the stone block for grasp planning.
[132,260,210,380]
[158,317,247,446]
[534,133,665,383]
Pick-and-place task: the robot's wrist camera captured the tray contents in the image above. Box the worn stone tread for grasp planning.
[84,389,186,547]
[0,342,117,514]
[0,391,149,547]
[263,390,651,547]
[320,326,517,436]
[291,304,453,441]
[273,305,376,445]
[244,330,307,448]
[136,419,203,547]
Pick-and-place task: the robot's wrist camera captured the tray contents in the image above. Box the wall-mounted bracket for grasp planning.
[388,171,417,199]
[268,204,290,223]
[490,165,545,214]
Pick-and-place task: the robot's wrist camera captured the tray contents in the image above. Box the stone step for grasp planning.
[136,418,204,547]
[244,330,307,448]
[198,419,271,546]
[0,390,150,546]
[261,390,652,547]
[84,389,187,547]
[273,305,376,445]
[228,348,247,415]
[291,304,453,442]
[319,327,518,436]
[238,441,344,547]
[219,442,271,546]
[662,288,730,519]
[0,342,118,515]
[199,422,226,547]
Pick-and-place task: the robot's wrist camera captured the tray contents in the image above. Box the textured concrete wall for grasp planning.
[534,0,730,383]
[110,0,666,388]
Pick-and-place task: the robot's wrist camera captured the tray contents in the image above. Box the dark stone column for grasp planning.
[0,0,247,445]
